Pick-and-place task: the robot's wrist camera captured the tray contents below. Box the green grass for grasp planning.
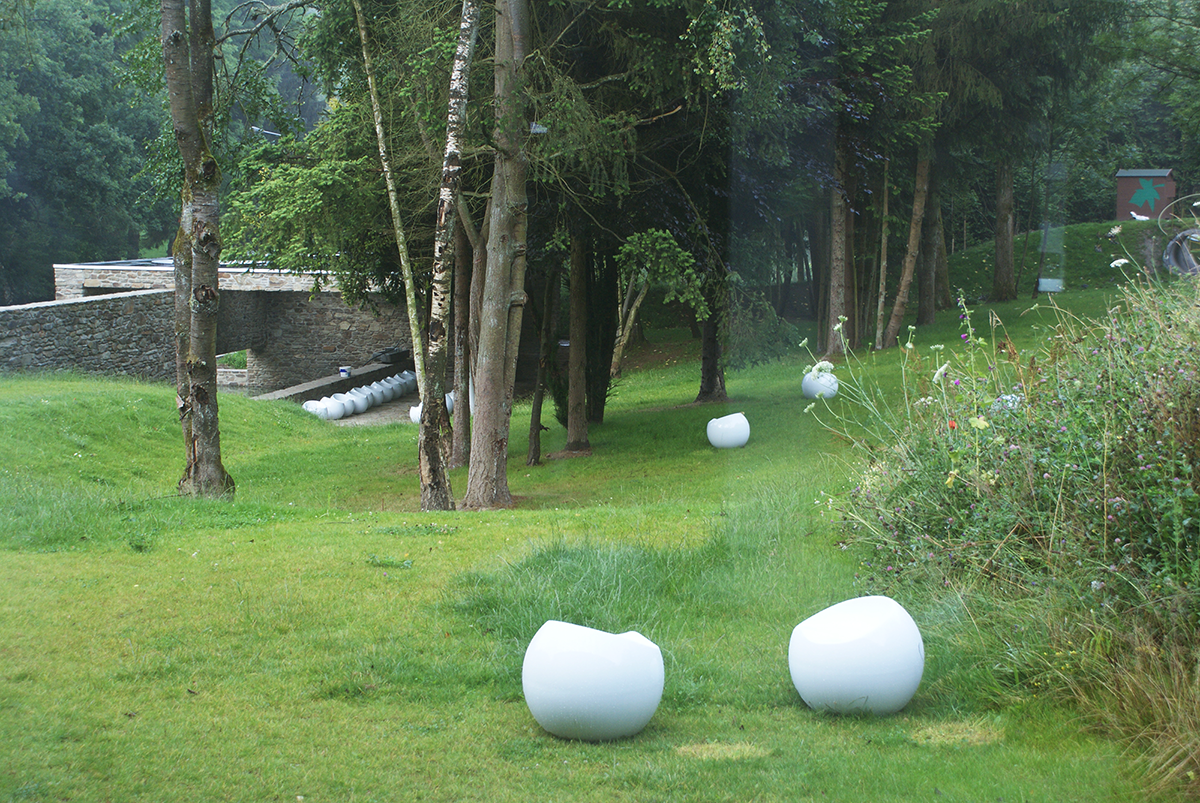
[0,283,1164,801]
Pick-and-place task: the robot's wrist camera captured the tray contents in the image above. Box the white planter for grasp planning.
[788,595,924,715]
[371,381,395,403]
[522,620,664,741]
[706,412,750,448]
[802,371,839,400]
[302,399,322,416]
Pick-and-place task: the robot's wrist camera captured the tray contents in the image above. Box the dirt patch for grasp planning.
[675,742,771,761]
[544,447,592,460]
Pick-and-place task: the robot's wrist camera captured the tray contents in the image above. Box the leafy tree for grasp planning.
[0,0,174,305]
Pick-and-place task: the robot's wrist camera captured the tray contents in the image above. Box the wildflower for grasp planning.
[968,416,990,430]
[1110,258,1130,268]
[961,333,969,340]
[929,344,944,351]
[813,360,835,374]
[948,419,957,430]
[1107,225,1122,237]
[932,362,950,383]
[945,470,958,487]
[803,402,816,413]
[798,338,808,349]
[833,321,843,332]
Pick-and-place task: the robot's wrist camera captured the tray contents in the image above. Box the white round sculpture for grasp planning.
[802,370,839,400]
[302,399,322,416]
[522,620,664,741]
[332,392,357,416]
[445,392,455,415]
[409,403,422,423]
[372,380,394,403]
[706,412,750,449]
[346,388,370,414]
[788,595,924,715]
[319,396,345,420]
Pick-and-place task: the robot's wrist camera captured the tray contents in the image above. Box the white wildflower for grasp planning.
[1110,258,1130,268]
[813,360,835,374]
[803,402,816,413]
[929,344,945,352]
[1107,225,1122,237]
[932,362,950,383]
[798,338,808,349]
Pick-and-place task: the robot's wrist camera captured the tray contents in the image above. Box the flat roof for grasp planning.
[1116,169,1174,178]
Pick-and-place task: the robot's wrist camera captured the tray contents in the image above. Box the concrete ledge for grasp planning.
[251,363,403,403]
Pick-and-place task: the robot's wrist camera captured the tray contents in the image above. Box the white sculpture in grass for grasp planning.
[522,620,664,741]
[802,360,839,400]
[788,595,924,715]
[706,412,750,448]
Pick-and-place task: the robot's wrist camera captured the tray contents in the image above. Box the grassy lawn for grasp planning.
[0,276,1160,801]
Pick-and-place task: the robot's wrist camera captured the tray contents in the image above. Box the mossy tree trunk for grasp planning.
[162,0,233,498]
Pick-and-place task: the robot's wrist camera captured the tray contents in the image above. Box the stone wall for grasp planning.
[0,290,176,378]
[54,259,326,300]
[247,291,412,394]
[1,288,412,394]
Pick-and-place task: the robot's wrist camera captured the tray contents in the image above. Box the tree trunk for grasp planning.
[162,0,233,498]
[873,160,890,350]
[527,266,560,465]
[882,156,931,349]
[933,198,953,309]
[172,209,194,468]
[463,0,529,510]
[586,251,617,423]
[566,225,589,451]
[610,273,649,378]
[352,0,428,396]
[418,0,478,511]
[991,158,1017,301]
[695,303,726,402]
[450,219,472,469]
[916,180,939,326]
[826,135,849,355]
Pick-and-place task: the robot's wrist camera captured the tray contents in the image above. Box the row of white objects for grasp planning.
[522,595,924,741]
[302,370,417,420]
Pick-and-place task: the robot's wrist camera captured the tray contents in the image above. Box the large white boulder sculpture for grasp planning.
[801,370,839,400]
[788,595,924,715]
[706,412,750,449]
[522,620,664,741]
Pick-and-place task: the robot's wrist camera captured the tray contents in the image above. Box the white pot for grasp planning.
[802,371,839,400]
[706,412,750,448]
[522,620,664,741]
[409,403,422,423]
[369,380,392,403]
[319,396,346,420]
[788,595,924,715]
[347,388,371,413]
[302,399,322,416]
[382,377,403,398]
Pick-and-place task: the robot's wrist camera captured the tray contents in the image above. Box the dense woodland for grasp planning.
[2,0,1200,504]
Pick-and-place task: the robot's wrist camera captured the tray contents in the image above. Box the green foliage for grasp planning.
[616,228,707,318]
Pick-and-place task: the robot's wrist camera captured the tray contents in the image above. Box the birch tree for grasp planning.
[418,0,480,511]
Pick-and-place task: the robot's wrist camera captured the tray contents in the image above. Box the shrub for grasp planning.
[821,277,1200,796]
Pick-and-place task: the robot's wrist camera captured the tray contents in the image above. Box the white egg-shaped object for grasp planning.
[706,412,750,448]
[802,371,839,400]
[371,380,395,403]
[382,376,403,397]
[319,396,346,420]
[788,595,924,715]
[302,399,322,416]
[409,403,422,423]
[347,388,371,413]
[332,392,357,416]
[522,620,664,741]
[445,392,455,414]
[364,384,384,406]
[398,371,417,394]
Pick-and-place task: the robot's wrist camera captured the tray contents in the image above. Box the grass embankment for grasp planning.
[0,281,1156,801]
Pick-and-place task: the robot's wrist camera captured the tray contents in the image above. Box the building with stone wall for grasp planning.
[0,260,412,395]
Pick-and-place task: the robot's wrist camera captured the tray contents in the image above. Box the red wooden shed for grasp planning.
[1116,169,1176,221]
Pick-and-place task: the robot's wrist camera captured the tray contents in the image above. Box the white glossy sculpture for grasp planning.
[409,403,422,423]
[706,412,750,448]
[319,396,345,420]
[788,595,924,715]
[398,371,417,395]
[445,392,455,415]
[372,381,395,403]
[302,399,322,416]
[522,620,664,741]
[802,371,839,400]
[346,389,370,414]
[332,392,357,416]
